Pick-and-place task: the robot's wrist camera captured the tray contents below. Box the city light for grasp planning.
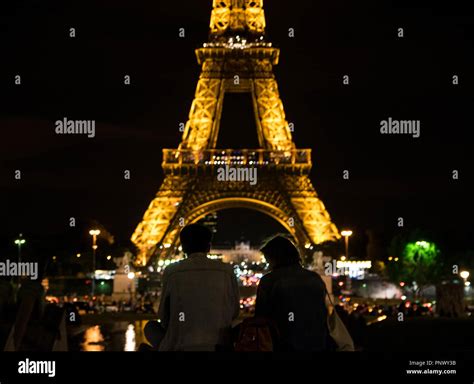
[341,230,353,261]
[14,237,26,245]
[89,229,101,296]
[415,240,429,249]
[14,234,26,284]
[336,261,372,269]
[127,272,135,280]
[460,270,470,280]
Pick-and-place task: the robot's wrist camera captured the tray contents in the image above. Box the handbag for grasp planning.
[325,290,355,351]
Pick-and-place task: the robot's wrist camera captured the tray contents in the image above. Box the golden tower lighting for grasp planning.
[131,0,340,265]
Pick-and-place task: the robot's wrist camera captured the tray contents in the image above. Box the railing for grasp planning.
[162,149,312,168]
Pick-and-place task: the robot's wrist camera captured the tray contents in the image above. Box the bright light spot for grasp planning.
[460,271,470,280]
[336,260,372,269]
[304,243,311,249]
[394,257,399,261]
[415,240,429,249]
[341,230,353,237]
[164,243,171,249]
[76,253,81,258]
[158,260,164,267]
[164,260,170,266]
[127,272,135,280]
[106,255,112,260]
[82,326,105,352]
[338,282,344,287]
[340,256,346,261]
[89,229,100,236]
[465,281,471,287]
[100,281,105,286]
[401,295,407,300]
[400,282,405,287]
[124,324,136,352]
[388,256,393,261]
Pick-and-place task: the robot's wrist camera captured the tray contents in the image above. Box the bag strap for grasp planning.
[324,288,337,312]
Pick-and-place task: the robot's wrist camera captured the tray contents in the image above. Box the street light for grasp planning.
[340,230,353,293]
[89,229,101,296]
[341,230,353,259]
[14,234,26,263]
[460,270,470,280]
[14,234,26,285]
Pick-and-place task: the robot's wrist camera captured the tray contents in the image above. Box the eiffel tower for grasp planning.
[132,0,340,265]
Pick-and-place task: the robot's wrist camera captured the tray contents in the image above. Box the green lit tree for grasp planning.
[386,230,442,299]
[402,240,440,298]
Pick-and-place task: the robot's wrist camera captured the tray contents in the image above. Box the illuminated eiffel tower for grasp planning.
[132,0,340,265]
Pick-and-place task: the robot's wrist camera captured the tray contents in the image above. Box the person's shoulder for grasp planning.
[162,260,184,277]
[258,271,275,286]
[167,257,234,275]
[209,259,235,276]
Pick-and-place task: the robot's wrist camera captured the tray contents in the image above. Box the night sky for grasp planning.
[1,0,473,258]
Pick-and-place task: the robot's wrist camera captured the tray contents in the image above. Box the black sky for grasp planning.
[1,0,473,256]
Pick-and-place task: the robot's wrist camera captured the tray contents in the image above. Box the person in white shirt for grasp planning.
[155,224,240,351]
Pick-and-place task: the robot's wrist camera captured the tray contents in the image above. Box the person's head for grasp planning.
[180,224,212,255]
[260,235,301,269]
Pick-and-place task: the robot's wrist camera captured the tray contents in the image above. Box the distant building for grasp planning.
[210,240,263,264]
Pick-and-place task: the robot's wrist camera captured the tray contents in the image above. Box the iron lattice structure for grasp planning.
[132,0,340,265]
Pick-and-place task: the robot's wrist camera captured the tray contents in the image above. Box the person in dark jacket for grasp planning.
[255,235,329,351]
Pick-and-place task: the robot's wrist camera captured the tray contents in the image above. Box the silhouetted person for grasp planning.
[255,235,328,351]
[155,224,240,351]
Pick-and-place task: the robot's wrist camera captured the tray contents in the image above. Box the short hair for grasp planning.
[180,224,212,255]
[260,235,301,268]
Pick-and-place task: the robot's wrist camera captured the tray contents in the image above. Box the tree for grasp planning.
[402,240,440,298]
[386,230,442,299]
